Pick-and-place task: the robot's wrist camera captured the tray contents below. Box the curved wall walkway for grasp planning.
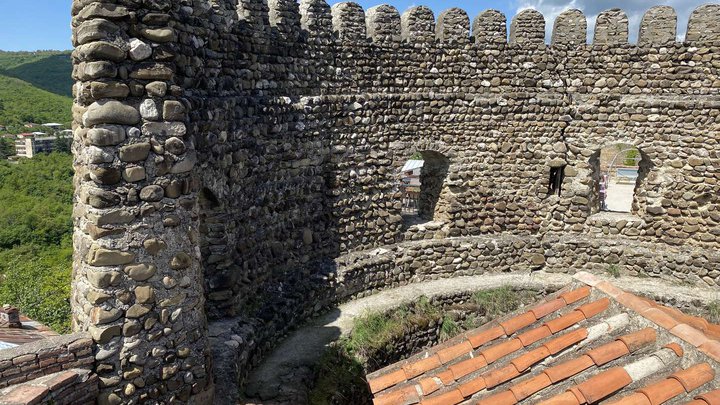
[236,271,720,404]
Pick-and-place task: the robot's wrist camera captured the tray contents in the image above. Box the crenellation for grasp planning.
[236,0,271,29]
[331,2,366,42]
[436,8,471,44]
[638,6,677,46]
[686,4,720,43]
[299,0,332,41]
[401,6,435,43]
[472,10,507,45]
[268,0,302,40]
[552,9,586,46]
[594,8,629,45]
[509,9,545,46]
[366,4,402,43]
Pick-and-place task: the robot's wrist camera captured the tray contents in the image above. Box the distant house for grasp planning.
[400,160,423,187]
[15,133,58,158]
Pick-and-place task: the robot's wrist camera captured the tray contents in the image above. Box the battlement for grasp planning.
[253,2,720,46]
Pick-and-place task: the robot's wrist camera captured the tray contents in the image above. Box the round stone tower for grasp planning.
[70,1,212,403]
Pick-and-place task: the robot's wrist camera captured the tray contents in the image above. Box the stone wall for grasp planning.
[69,1,720,402]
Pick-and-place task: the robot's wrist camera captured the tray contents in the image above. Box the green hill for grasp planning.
[0,51,73,98]
[0,75,72,130]
[0,51,74,133]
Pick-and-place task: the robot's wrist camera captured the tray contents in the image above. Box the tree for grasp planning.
[0,138,13,159]
[53,135,71,154]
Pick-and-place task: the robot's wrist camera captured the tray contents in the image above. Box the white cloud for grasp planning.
[515,0,708,43]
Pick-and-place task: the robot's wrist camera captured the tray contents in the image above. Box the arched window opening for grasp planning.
[398,151,450,226]
[596,144,643,213]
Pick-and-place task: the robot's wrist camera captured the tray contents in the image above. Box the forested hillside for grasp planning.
[0,51,73,97]
[0,51,73,133]
[0,154,74,333]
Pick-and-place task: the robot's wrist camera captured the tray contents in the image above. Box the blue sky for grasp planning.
[0,0,713,51]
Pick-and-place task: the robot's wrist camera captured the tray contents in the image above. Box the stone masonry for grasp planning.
[69,1,720,403]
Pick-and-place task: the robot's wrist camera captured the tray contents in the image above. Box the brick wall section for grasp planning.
[0,333,94,389]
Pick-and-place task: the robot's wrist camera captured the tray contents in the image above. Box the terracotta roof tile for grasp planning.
[437,369,455,385]
[372,387,419,405]
[500,312,537,335]
[543,328,588,355]
[641,308,681,330]
[448,356,488,381]
[616,292,653,313]
[420,389,464,405]
[594,280,625,299]
[576,297,611,319]
[481,339,524,364]
[509,373,552,401]
[544,311,585,334]
[369,279,720,405]
[659,305,689,320]
[543,355,595,383]
[510,347,551,372]
[669,363,715,392]
[475,389,518,405]
[705,324,720,340]
[437,340,474,364]
[694,389,720,405]
[537,390,582,405]
[484,364,523,389]
[687,401,710,405]
[670,324,710,347]
[637,378,686,405]
[567,386,587,403]
[560,286,591,305]
[617,328,658,352]
[530,298,567,319]
[403,355,441,379]
[517,325,552,347]
[664,343,684,357]
[369,369,407,393]
[419,376,442,396]
[699,340,720,363]
[457,376,488,397]
[574,367,633,403]
[604,392,652,405]
[586,340,630,366]
[468,326,505,349]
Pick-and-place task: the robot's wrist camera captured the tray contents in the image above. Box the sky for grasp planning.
[0,0,714,51]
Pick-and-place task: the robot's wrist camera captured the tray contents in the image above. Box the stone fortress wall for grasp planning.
[68,0,720,403]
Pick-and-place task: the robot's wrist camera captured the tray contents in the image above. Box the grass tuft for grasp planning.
[707,301,720,324]
[472,286,521,317]
[440,316,460,341]
[607,264,621,278]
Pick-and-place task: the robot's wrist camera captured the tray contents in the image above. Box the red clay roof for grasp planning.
[366,273,720,405]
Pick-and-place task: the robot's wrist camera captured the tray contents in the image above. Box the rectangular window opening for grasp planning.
[548,166,566,197]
